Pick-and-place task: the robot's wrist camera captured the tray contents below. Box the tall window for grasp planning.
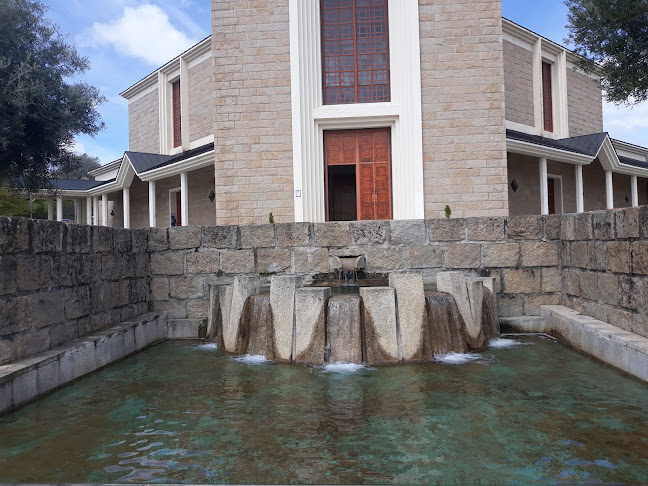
[542,62,553,132]
[321,0,390,104]
[172,80,182,148]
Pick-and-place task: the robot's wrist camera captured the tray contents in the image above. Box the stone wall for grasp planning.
[419,0,509,218]
[0,219,150,365]
[561,208,648,338]
[128,88,160,153]
[503,40,535,127]
[211,0,295,225]
[188,57,214,143]
[567,68,604,137]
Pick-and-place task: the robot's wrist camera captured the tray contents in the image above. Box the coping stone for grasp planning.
[360,287,399,364]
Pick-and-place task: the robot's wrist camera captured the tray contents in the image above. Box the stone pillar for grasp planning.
[437,271,473,338]
[389,273,426,362]
[575,164,584,213]
[539,157,549,215]
[631,175,639,207]
[269,275,303,362]
[360,287,399,364]
[293,287,330,365]
[123,187,130,229]
[101,193,109,227]
[222,276,260,353]
[47,199,54,221]
[56,197,63,222]
[149,180,157,227]
[606,171,614,209]
[86,196,92,225]
[180,171,188,226]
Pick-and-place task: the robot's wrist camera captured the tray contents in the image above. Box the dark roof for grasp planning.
[128,142,215,173]
[506,130,608,156]
[619,155,648,170]
[50,179,112,191]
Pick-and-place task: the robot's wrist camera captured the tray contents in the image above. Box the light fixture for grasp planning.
[110,209,114,216]
[510,179,519,193]
[208,189,215,203]
[625,195,630,203]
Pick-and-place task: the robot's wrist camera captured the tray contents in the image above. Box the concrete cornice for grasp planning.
[506,138,593,165]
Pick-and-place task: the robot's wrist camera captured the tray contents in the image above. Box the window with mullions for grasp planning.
[321,0,390,104]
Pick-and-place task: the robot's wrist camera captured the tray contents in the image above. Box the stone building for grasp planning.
[48,0,648,228]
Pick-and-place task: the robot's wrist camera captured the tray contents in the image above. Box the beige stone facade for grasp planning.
[419,0,509,218]
[567,68,604,137]
[128,88,160,153]
[188,58,214,143]
[503,40,534,127]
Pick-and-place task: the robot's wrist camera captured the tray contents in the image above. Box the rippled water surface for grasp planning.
[1,336,648,484]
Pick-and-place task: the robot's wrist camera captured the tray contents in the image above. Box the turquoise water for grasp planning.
[1,336,648,484]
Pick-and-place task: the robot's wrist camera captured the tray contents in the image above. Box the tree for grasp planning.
[55,153,101,180]
[565,0,648,105]
[0,0,105,193]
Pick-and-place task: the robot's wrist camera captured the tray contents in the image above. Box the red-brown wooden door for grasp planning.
[325,128,392,221]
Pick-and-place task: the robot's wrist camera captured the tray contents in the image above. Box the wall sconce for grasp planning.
[208,189,215,203]
[110,209,115,216]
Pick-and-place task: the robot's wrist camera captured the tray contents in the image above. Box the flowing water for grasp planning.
[326,295,364,363]
[1,336,648,484]
[424,292,468,354]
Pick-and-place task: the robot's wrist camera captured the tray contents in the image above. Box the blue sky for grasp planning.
[45,0,648,165]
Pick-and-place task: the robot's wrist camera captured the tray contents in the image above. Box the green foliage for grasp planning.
[55,153,101,180]
[0,0,105,192]
[565,0,648,104]
[268,212,275,224]
[0,185,46,218]
[444,205,452,219]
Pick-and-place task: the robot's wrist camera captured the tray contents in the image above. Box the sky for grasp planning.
[44,0,648,166]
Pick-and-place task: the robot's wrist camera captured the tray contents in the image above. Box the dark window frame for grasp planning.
[542,62,553,133]
[172,79,182,148]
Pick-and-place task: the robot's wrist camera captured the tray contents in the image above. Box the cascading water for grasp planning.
[235,294,274,358]
[424,292,468,355]
[482,288,499,343]
[325,295,364,364]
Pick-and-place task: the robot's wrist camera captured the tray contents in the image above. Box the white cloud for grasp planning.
[79,3,197,66]
[70,140,87,155]
[603,101,648,148]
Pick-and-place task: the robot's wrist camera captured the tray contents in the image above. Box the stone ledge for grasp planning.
[0,312,168,416]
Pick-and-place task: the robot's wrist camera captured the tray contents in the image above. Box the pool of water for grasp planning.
[1,336,648,484]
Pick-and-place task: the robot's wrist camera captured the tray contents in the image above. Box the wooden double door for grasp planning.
[325,128,392,221]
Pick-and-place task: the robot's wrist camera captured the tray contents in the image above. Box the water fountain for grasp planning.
[207,265,499,365]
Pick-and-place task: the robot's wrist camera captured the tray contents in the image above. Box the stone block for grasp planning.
[544,215,562,240]
[0,296,32,335]
[0,379,12,413]
[270,275,303,362]
[390,220,427,246]
[574,213,593,240]
[592,210,615,240]
[360,287,399,364]
[153,300,187,319]
[608,241,631,274]
[37,359,60,395]
[0,256,17,296]
[12,369,37,407]
[202,225,238,249]
[221,250,255,274]
[498,294,525,318]
[64,286,90,320]
[240,224,275,248]
[223,276,260,353]
[632,241,648,275]
[150,252,185,275]
[502,268,540,294]
[67,225,92,253]
[442,244,481,269]
[587,241,607,271]
[579,272,599,301]
[560,213,577,241]
[275,222,310,247]
[0,338,14,365]
[131,228,149,253]
[437,271,473,335]
[507,216,543,240]
[148,228,169,251]
[186,250,220,274]
[523,295,560,316]
[187,300,209,319]
[598,273,619,306]
[293,248,329,273]
[570,241,589,269]
[482,243,519,267]
[520,242,558,267]
[0,217,30,253]
[467,217,505,241]
[32,219,64,253]
[169,276,205,300]
[16,254,51,291]
[91,226,114,253]
[313,222,350,248]
[615,208,640,239]
[169,226,202,249]
[465,278,485,348]
[365,248,404,272]
[542,268,562,293]
[389,273,426,361]
[167,319,206,339]
[257,249,291,274]
[640,206,648,239]
[428,218,465,242]
[327,295,363,364]
[405,245,442,269]
[293,287,330,365]
[114,229,132,253]
[619,276,642,311]
[350,221,389,245]
[15,328,50,360]
[29,290,66,328]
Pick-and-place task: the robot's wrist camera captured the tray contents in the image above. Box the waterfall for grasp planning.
[236,294,275,359]
[325,295,364,364]
[481,288,499,343]
[424,292,469,355]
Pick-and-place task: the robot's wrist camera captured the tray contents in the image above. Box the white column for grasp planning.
[74,200,81,224]
[47,199,54,221]
[532,39,543,135]
[180,171,189,226]
[92,197,99,226]
[56,197,63,222]
[86,197,92,225]
[149,180,157,227]
[575,164,584,213]
[123,187,131,229]
[605,171,614,210]
[101,193,109,227]
[631,175,639,207]
[539,158,549,215]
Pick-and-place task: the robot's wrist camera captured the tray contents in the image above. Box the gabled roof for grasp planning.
[618,155,648,170]
[506,130,608,156]
[125,142,215,175]
[49,179,113,191]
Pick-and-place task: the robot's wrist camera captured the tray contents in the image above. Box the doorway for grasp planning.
[324,128,392,221]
